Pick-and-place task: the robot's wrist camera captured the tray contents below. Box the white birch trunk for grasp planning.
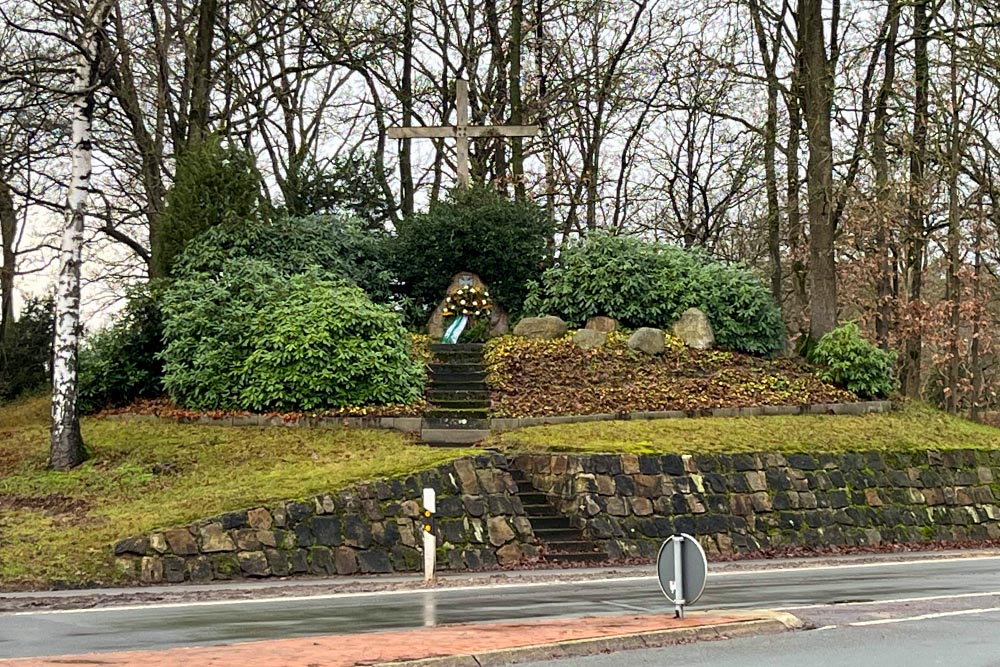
[50,0,112,470]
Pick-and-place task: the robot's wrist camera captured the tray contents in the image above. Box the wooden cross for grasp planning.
[388,79,538,188]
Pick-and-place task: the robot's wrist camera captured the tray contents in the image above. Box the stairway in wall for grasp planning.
[420,343,491,446]
[509,468,608,564]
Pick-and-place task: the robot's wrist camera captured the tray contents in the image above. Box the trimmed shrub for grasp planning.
[0,297,53,402]
[393,185,553,325]
[525,233,785,356]
[78,286,165,414]
[161,262,422,412]
[810,322,897,399]
[154,135,267,277]
[172,214,394,303]
[240,275,423,411]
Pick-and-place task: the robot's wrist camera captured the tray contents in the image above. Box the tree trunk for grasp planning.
[798,0,838,342]
[748,0,781,302]
[0,180,14,346]
[786,63,807,339]
[51,0,112,471]
[185,0,218,146]
[510,0,525,201]
[399,0,415,217]
[902,0,931,399]
[871,0,899,351]
[970,197,983,422]
[945,0,961,414]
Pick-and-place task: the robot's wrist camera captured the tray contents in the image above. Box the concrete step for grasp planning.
[429,343,485,353]
[544,540,605,554]
[422,416,490,430]
[428,372,488,385]
[426,399,491,410]
[521,504,560,517]
[532,527,584,541]
[530,515,574,530]
[427,389,491,401]
[428,364,487,377]
[518,492,550,506]
[419,429,491,446]
[427,381,489,392]
[424,408,490,420]
[544,551,608,564]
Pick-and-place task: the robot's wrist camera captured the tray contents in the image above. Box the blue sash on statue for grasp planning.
[443,315,469,344]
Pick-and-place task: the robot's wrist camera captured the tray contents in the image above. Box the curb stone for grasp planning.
[377,612,804,666]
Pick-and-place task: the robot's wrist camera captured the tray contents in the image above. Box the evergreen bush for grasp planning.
[810,322,897,398]
[172,214,395,303]
[78,286,165,414]
[154,135,267,277]
[393,185,553,325]
[0,297,53,402]
[161,262,422,411]
[524,233,785,356]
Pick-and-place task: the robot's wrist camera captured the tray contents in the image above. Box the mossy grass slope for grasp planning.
[490,402,1000,455]
[0,396,479,590]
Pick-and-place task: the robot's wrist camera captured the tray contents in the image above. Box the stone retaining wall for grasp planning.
[514,449,1000,560]
[115,453,538,584]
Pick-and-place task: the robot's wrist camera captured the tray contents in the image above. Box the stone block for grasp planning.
[140,556,163,583]
[745,471,767,492]
[188,556,213,582]
[199,523,236,553]
[308,547,336,575]
[630,497,654,516]
[357,551,392,574]
[344,515,372,549]
[247,508,273,530]
[585,315,619,333]
[264,549,290,576]
[513,315,568,339]
[149,533,168,554]
[234,529,262,551]
[239,551,271,577]
[333,547,359,575]
[487,516,515,546]
[496,543,524,565]
[628,327,666,355]
[573,329,607,351]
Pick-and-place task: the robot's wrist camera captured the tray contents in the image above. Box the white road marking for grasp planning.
[777,590,1000,611]
[5,554,1000,618]
[849,607,1000,626]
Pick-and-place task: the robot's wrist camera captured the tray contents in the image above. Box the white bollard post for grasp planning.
[423,487,436,583]
[673,534,686,618]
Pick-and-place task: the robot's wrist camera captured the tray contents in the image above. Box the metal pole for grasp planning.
[673,535,685,618]
[423,487,436,583]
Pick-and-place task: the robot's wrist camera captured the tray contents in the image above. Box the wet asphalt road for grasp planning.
[518,609,1000,667]
[3,555,1000,659]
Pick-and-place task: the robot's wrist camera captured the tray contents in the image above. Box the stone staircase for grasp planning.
[420,343,491,446]
[509,468,608,564]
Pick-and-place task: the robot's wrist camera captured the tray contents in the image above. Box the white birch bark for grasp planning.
[50,0,113,470]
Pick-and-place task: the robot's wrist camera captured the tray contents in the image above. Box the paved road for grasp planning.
[518,609,1000,667]
[3,555,1000,659]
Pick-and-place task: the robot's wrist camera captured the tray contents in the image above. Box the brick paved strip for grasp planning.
[0,611,801,667]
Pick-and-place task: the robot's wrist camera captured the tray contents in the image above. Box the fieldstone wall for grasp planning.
[115,453,538,584]
[513,450,1000,560]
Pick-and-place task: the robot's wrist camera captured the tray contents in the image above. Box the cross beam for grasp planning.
[388,79,539,187]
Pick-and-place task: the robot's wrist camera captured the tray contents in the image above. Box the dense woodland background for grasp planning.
[2,0,999,419]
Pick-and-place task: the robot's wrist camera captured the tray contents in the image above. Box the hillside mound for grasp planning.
[485,333,856,418]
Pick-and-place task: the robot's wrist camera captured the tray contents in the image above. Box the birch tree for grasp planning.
[50,0,113,471]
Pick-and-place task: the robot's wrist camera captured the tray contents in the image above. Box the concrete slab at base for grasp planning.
[420,429,491,445]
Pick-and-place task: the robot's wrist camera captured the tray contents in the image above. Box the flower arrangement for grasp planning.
[442,285,493,319]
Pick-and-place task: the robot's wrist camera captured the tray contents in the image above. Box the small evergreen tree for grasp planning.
[153,134,266,277]
[393,185,553,325]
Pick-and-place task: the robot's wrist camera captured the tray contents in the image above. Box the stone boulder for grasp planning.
[573,329,607,351]
[513,315,568,340]
[628,327,666,355]
[585,316,619,333]
[672,307,714,350]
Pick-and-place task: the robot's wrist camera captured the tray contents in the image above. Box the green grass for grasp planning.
[489,402,1000,455]
[0,396,479,589]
